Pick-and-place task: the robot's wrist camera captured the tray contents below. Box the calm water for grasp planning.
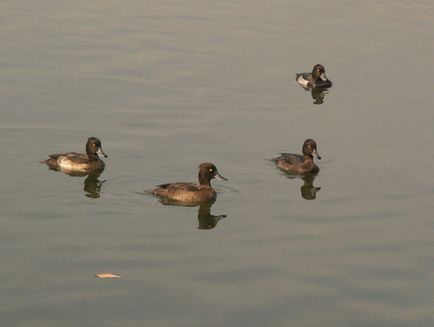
[2,1,434,326]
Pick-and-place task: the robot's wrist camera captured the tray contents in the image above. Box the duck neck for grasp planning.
[198,173,211,187]
[303,154,314,162]
[87,151,99,161]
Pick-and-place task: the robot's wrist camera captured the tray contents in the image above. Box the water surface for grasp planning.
[2,1,434,326]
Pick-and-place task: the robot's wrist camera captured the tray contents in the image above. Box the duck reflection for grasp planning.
[44,165,106,198]
[310,87,329,105]
[298,86,330,105]
[197,200,227,230]
[83,171,106,199]
[299,174,321,200]
[284,173,322,200]
[295,64,332,105]
[157,198,227,230]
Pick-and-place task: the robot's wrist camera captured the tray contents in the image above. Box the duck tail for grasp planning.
[143,189,155,195]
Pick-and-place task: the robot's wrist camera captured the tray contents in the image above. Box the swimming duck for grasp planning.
[274,139,321,175]
[42,137,107,174]
[149,163,227,204]
[296,64,332,89]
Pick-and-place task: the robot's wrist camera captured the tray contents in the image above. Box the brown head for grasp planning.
[86,137,107,160]
[302,139,321,161]
[311,64,326,79]
[198,163,227,186]
[311,64,332,87]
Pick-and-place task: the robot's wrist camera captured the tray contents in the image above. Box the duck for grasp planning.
[296,64,332,89]
[274,139,321,175]
[149,162,227,205]
[42,137,107,174]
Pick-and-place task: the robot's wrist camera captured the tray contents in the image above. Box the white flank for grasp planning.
[297,76,309,87]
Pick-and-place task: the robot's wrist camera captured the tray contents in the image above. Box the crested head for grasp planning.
[302,139,321,160]
[86,137,107,158]
[312,64,325,74]
[198,162,227,185]
[87,137,102,148]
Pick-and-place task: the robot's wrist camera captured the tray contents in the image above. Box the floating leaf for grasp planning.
[95,273,122,279]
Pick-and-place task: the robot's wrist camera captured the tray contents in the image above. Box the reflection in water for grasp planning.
[282,173,321,200]
[298,86,330,105]
[157,198,227,230]
[300,174,321,200]
[83,172,106,199]
[44,165,106,198]
[310,87,329,105]
[197,201,227,230]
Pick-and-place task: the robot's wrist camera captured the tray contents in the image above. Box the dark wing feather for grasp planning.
[314,80,332,88]
[48,153,64,160]
[153,182,200,196]
[47,152,88,163]
[301,72,312,80]
[277,153,304,164]
[296,72,312,80]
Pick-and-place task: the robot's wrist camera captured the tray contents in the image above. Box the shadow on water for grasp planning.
[157,198,227,230]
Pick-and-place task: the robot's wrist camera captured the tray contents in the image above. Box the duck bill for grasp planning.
[313,149,321,160]
[320,72,328,82]
[97,147,108,158]
[214,171,227,181]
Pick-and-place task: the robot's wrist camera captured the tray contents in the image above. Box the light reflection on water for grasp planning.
[1,0,434,326]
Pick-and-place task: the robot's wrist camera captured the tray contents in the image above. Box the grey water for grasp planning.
[1,1,434,326]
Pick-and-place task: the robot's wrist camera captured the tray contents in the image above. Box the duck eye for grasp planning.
[209,168,213,172]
